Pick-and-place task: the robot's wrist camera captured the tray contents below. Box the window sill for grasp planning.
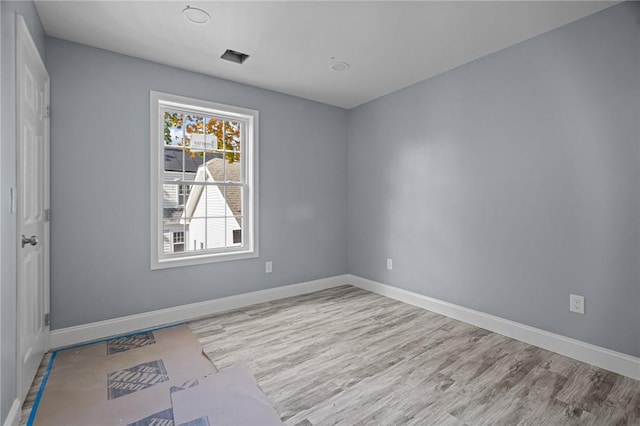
[151,249,258,270]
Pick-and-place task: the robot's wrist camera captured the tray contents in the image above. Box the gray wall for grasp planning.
[1,5,638,424]
[46,38,348,329]
[1,1,46,423]
[347,2,640,357]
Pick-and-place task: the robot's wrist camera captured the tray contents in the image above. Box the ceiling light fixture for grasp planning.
[182,5,210,24]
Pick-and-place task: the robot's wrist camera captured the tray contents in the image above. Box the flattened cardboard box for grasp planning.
[34,325,217,426]
[171,364,283,426]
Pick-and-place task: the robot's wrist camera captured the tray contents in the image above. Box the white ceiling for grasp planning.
[34,1,616,109]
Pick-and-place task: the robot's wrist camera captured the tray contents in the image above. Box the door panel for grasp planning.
[16,15,50,403]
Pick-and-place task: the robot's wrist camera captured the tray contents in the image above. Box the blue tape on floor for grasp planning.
[55,322,185,352]
[26,322,185,424]
[26,351,57,426]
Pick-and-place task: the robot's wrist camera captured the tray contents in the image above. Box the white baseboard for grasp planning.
[2,399,21,426]
[348,274,640,380]
[51,275,348,349]
[50,273,639,380]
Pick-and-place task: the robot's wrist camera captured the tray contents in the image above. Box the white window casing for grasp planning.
[150,91,259,269]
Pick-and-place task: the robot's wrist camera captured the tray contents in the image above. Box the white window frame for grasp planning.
[150,91,259,269]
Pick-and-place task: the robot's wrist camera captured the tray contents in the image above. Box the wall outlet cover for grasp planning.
[569,294,585,314]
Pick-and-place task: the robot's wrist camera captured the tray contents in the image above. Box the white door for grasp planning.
[16,15,50,402]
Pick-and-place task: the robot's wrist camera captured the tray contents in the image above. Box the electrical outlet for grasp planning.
[265,261,272,273]
[569,294,585,314]
[387,258,393,270]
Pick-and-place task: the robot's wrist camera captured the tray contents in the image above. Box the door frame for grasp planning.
[15,13,51,402]
[0,2,3,412]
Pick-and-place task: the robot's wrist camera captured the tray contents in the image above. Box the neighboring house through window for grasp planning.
[178,184,191,206]
[172,231,185,252]
[151,91,258,269]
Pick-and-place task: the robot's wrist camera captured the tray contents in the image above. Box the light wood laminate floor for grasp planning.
[21,285,640,425]
[189,286,640,425]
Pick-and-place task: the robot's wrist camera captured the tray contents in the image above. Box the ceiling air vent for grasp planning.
[221,49,250,64]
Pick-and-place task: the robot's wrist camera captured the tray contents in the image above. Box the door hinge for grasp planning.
[44,313,50,327]
[44,105,50,119]
[45,208,51,222]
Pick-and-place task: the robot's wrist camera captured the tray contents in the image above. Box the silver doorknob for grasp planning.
[21,235,38,248]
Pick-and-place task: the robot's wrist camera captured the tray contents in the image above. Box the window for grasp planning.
[178,184,191,206]
[151,91,258,269]
[172,231,185,253]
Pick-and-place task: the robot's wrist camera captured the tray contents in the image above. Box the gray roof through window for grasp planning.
[164,147,223,173]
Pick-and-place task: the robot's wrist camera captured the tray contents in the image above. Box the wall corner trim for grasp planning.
[2,399,21,426]
[50,275,349,349]
[348,274,640,380]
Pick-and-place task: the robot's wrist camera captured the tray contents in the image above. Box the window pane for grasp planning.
[168,150,226,183]
[162,207,184,226]
[184,114,207,172]
[206,157,224,182]
[223,186,242,222]
[162,230,172,254]
[172,217,241,251]
[163,111,184,149]
[163,183,186,211]
[223,120,241,153]
[164,146,185,175]
[163,111,187,178]
[177,183,226,219]
[225,155,242,183]
[205,118,241,153]
[206,217,228,249]
[163,111,217,181]
[163,110,188,181]
[162,184,190,229]
[204,117,224,152]
[172,231,185,252]
[162,221,187,254]
[164,183,242,251]
[181,183,234,249]
[179,217,226,251]
[186,115,215,152]
[166,153,232,182]
[211,183,228,218]
[225,186,242,247]
[162,184,200,247]
[178,184,191,206]
[162,184,178,209]
[229,217,243,246]
[200,156,238,183]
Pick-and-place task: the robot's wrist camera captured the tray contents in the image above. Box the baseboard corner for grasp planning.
[347,274,640,381]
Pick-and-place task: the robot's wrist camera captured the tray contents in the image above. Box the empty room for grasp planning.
[1,1,639,425]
